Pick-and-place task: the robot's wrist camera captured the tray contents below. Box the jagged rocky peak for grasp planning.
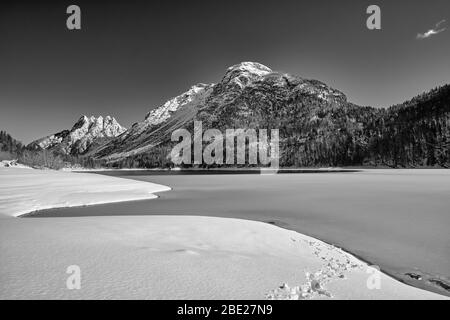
[92,62,350,161]
[66,115,125,152]
[72,115,125,136]
[29,115,126,155]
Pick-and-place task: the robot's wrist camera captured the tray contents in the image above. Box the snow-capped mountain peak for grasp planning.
[29,115,126,155]
[93,62,350,161]
[221,62,273,89]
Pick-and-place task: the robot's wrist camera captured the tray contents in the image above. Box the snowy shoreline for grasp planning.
[0,167,447,299]
[0,167,171,218]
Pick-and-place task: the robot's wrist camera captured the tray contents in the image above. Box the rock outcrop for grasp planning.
[28,115,126,155]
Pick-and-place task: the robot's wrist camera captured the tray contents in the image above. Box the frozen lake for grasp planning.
[30,170,450,296]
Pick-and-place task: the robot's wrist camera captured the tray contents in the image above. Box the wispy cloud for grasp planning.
[417,19,447,39]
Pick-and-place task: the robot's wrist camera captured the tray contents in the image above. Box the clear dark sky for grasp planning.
[1,0,449,143]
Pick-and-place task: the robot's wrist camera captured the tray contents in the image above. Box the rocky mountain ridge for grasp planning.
[18,61,450,168]
[28,115,126,155]
[94,62,350,161]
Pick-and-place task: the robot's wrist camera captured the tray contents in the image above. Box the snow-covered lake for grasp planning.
[31,169,450,296]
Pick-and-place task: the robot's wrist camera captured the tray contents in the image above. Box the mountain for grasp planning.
[91,62,450,168]
[28,115,126,156]
[94,84,214,160]
[94,62,350,162]
[28,62,449,168]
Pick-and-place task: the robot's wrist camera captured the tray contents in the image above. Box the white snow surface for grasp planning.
[221,62,272,88]
[30,115,126,154]
[144,83,213,127]
[0,167,170,217]
[0,167,447,299]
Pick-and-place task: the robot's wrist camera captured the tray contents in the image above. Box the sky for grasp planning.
[1,0,449,144]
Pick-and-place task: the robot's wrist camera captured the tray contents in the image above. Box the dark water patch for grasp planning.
[405,272,423,280]
[429,279,450,292]
[398,270,450,296]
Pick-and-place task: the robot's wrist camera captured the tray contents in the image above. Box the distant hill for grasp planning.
[364,85,450,167]
[15,62,450,168]
[0,131,24,160]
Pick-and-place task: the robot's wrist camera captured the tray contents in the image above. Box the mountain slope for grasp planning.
[28,115,126,156]
[95,62,349,162]
[365,85,450,167]
[94,84,214,160]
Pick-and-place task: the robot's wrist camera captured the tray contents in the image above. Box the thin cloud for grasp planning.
[417,19,446,39]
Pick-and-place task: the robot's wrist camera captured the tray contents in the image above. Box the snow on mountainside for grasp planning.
[209,61,346,105]
[144,84,214,126]
[94,83,214,159]
[94,62,347,161]
[29,115,126,155]
[222,62,273,89]
[22,62,450,167]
